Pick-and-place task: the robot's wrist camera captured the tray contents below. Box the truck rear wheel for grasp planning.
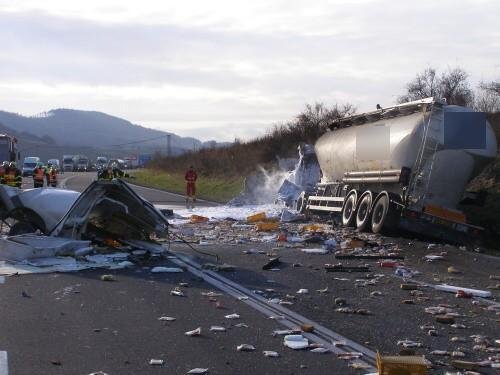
[356,191,373,231]
[341,191,357,227]
[371,193,390,233]
[295,192,307,213]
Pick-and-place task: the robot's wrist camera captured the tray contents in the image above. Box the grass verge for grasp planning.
[126,169,244,203]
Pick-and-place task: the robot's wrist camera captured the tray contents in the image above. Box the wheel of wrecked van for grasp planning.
[371,193,390,233]
[8,221,37,236]
[355,191,373,232]
[341,191,357,227]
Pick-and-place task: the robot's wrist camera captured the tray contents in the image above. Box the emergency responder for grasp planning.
[98,165,113,180]
[0,161,9,184]
[185,165,197,208]
[47,165,58,187]
[33,163,46,188]
[4,162,22,188]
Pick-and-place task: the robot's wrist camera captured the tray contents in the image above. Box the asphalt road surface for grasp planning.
[1,172,361,374]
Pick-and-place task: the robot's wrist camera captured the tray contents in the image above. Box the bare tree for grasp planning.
[296,102,356,135]
[474,86,500,113]
[398,67,474,107]
[480,80,500,96]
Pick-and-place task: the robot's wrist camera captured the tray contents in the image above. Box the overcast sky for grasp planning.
[0,0,498,141]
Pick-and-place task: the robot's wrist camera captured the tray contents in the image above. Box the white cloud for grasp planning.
[0,0,498,141]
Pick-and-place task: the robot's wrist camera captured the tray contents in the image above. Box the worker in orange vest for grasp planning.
[47,166,58,187]
[33,163,46,188]
[4,162,22,188]
[185,165,198,209]
[0,161,8,184]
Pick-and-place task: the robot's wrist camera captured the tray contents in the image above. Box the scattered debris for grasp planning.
[301,248,329,255]
[433,284,492,298]
[283,335,309,350]
[185,327,202,337]
[225,313,240,319]
[310,347,330,354]
[100,274,115,282]
[209,326,226,332]
[325,264,370,272]
[151,267,184,273]
[262,257,281,271]
[170,288,186,297]
[149,359,165,366]
[158,316,176,322]
[237,344,256,352]
[187,368,209,374]
[263,351,280,357]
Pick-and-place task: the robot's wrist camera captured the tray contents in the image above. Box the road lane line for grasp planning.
[0,351,8,375]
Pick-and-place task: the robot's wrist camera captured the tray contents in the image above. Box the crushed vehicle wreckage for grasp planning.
[0,179,169,268]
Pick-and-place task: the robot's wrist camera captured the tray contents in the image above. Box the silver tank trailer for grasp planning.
[315,100,497,210]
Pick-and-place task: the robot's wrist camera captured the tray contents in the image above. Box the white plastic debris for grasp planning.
[149,359,165,365]
[202,291,223,297]
[209,326,226,332]
[434,284,492,298]
[301,248,328,255]
[263,351,280,357]
[397,339,422,348]
[316,287,328,293]
[273,329,296,336]
[185,327,202,337]
[158,316,176,321]
[237,344,256,352]
[225,313,240,319]
[151,267,184,273]
[187,369,209,374]
[296,288,309,294]
[283,335,309,350]
[170,289,185,297]
[424,255,445,262]
[310,347,330,354]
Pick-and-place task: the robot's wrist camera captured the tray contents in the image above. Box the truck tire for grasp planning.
[371,193,390,233]
[295,192,307,214]
[341,191,358,227]
[356,191,373,232]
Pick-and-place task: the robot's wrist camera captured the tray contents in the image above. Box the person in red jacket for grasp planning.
[185,165,197,208]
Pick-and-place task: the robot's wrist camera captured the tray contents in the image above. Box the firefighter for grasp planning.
[33,163,46,188]
[98,165,113,180]
[4,162,22,188]
[185,165,197,208]
[0,161,9,184]
[47,165,58,187]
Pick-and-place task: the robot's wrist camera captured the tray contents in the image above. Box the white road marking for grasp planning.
[0,351,8,375]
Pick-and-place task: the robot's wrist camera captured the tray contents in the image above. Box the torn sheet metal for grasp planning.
[0,184,80,233]
[0,235,91,261]
[50,179,168,240]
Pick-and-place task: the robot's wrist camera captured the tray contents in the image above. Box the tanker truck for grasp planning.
[299,97,497,243]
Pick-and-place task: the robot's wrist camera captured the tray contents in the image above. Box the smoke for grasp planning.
[228,166,292,205]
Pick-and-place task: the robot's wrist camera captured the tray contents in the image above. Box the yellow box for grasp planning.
[247,212,267,223]
[377,352,429,375]
[190,215,209,223]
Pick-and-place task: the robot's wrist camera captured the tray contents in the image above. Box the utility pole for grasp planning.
[167,134,172,156]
